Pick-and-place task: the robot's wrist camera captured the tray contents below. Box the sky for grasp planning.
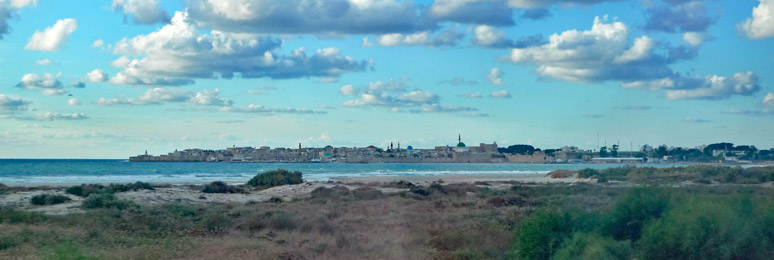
[0,0,773,159]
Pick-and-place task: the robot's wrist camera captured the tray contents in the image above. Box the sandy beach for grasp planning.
[0,173,581,216]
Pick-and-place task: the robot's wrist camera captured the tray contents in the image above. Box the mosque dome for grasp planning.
[407,145,414,150]
[456,142,466,147]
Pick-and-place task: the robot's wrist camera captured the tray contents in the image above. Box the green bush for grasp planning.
[553,232,632,260]
[201,181,244,193]
[247,169,303,187]
[577,169,599,178]
[605,187,669,241]
[30,194,72,205]
[510,210,598,260]
[66,184,107,197]
[638,197,760,260]
[107,182,155,193]
[81,194,136,210]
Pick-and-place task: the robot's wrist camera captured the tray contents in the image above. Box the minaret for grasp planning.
[299,143,301,150]
[390,142,394,150]
[458,134,461,143]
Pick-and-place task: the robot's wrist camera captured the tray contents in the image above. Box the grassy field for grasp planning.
[1,166,774,259]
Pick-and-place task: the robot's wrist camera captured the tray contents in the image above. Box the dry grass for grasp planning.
[3,181,755,259]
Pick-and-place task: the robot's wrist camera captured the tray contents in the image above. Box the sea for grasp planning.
[0,159,696,185]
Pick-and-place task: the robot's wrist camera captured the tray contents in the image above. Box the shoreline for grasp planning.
[1,172,579,187]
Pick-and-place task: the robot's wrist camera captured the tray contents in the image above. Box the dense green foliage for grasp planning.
[65,182,154,197]
[201,181,245,194]
[81,194,137,210]
[30,194,72,206]
[247,169,303,187]
[509,187,774,260]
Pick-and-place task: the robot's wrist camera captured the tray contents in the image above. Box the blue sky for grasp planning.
[0,0,772,158]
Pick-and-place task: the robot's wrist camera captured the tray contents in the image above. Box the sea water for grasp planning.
[0,159,687,185]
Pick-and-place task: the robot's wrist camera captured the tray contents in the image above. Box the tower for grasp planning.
[390,142,393,150]
[458,134,461,143]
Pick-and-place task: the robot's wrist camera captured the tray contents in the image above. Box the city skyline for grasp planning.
[1,0,773,158]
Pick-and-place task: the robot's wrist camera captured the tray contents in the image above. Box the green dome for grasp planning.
[456,142,466,147]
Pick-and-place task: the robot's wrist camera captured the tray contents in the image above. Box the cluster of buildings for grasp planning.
[130,136,576,163]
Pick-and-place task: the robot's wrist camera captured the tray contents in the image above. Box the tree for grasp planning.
[611,144,619,157]
[599,146,609,157]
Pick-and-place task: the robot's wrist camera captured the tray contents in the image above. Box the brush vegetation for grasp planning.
[30,194,72,206]
[2,166,774,259]
[247,169,303,187]
[65,182,155,197]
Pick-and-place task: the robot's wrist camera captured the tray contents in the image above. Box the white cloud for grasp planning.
[15,72,68,95]
[36,112,89,120]
[35,58,53,66]
[109,11,369,86]
[763,93,774,106]
[0,94,32,111]
[682,32,704,47]
[509,15,759,100]
[112,0,170,24]
[409,104,477,113]
[92,39,104,47]
[490,90,511,98]
[1,0,37,8]
[396,90,438,103]
[368,29,464,47]
[67,98,81,106]
[187,0,432,35]
[739,0,774,39]
[25,18,78,51]
[97,87,232,106]
[441,77,478,85]
[486,67,503,85]
[0,0,37,39]
[473,25,509,47]
[339,84,357,96]
[221,104,324,114]
[189,88,232,106]
[644,1,717,33]
[87,69,108,82]
[663,72,760,100]
[460,92,482,98]
[613,36,655,64]
[472,25,546,49]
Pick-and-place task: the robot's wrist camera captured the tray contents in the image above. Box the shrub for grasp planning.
[311,186,350,200]
[107,182,155,193]
[577,169,599,178]
[410,187,432,196]
[605,187,669,241]
[547,170,573,179]
[553,232,632,260]
[81,193,136,210]
[510,210,596,260]
[201,181,244,194]
[247,169,303,187]
[352,187,385,200]
[638,197,759,260]
[596,176,609,183]
[386,180,416,189]
[0,183,7,190]
[30,194,72,205]
[65,184,106,197]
